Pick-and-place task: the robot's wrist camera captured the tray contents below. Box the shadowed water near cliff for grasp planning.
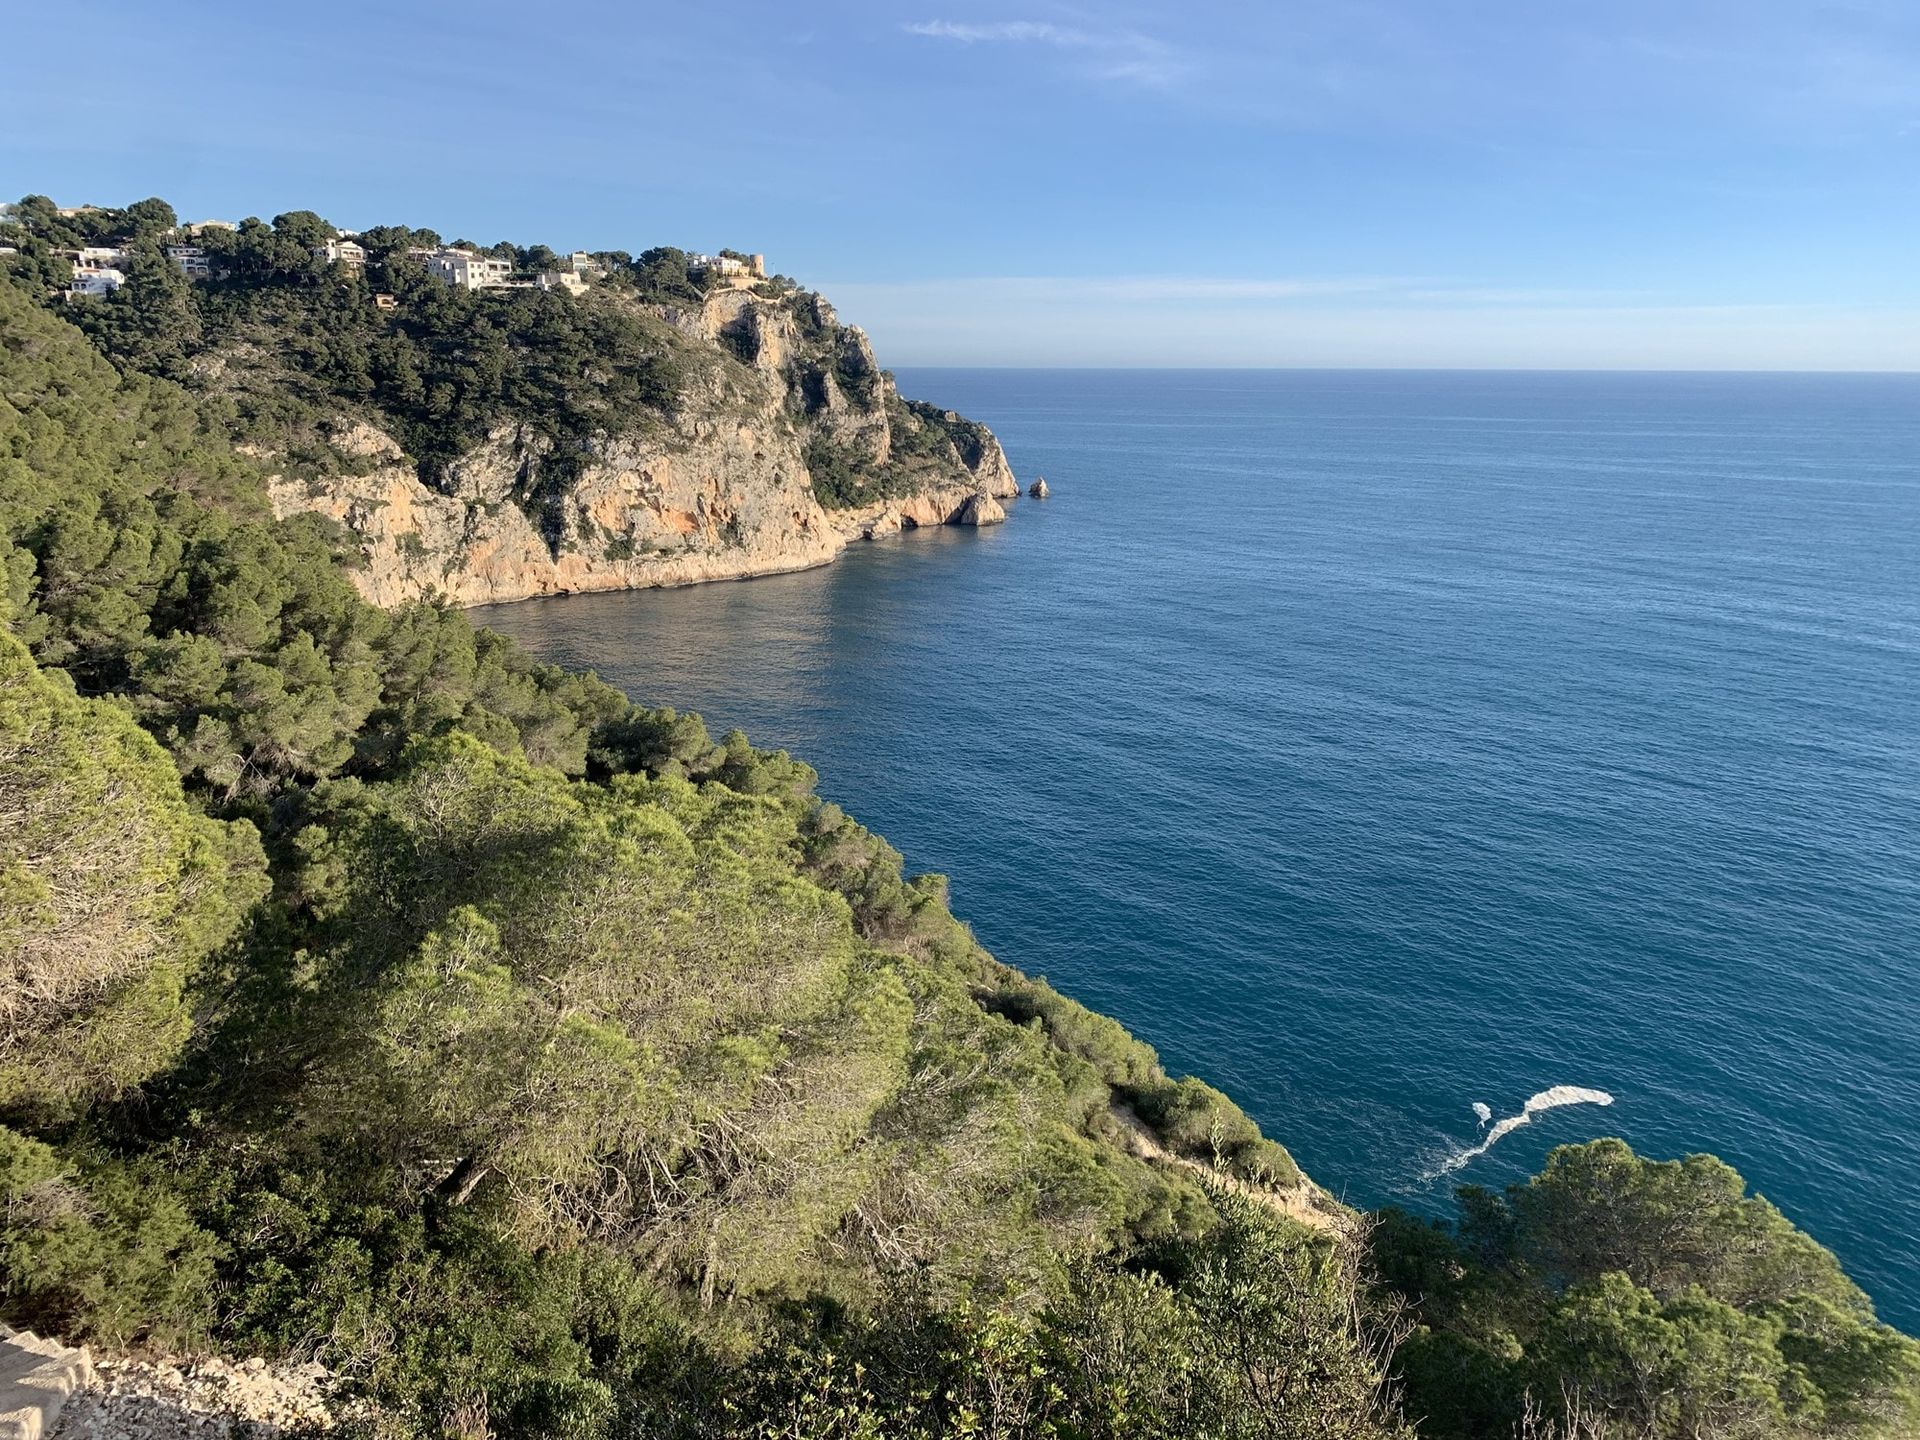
[476,369,1920,1330]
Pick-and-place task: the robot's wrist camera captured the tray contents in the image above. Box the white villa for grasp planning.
[68,267,126,297]
[69,269,127,297]
[689,252,766,285]
[166,245,212,279]
[313,238,367,266]
[409,246,596,295]
[68,247,130,296]
[417,247,512,290]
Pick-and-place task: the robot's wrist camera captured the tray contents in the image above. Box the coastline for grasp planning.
[266,425,1020,610]
[457,500,1024,610]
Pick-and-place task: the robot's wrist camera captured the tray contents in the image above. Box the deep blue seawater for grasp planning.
[476,370,1920,1331]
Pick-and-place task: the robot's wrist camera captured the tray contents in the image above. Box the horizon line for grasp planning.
[884,363,1920,376]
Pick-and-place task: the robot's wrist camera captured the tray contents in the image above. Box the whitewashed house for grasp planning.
[68,267,126,297]
[167,245,212,279]
[420,248,511,290]
[69,247,130,296]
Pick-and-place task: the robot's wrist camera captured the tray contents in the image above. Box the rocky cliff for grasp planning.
[257,285,1018,608]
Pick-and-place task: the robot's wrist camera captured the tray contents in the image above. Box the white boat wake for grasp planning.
[1427,1086,1615,1180]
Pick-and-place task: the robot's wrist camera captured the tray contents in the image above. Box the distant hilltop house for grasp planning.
[41,213,610,302]
[313,238,367,266]
[66,246,130,298]
[536,252,606,293]
[689,252,767,286]
[67,269,126,297]
[166,244,212,279]
[401,244,600,296]
[408,246,512,290]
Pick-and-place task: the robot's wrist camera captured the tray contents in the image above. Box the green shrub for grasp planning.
[0,1126,219,1347]
[0,622,267,1122]
[1370,1142,1920,1440]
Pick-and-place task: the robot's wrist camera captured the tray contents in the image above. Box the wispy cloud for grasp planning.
[816,275,1920,369]
[947,275,1399,303]
[903,18,1187,88]
[905,21,1085,44]
[817,274,1655,309]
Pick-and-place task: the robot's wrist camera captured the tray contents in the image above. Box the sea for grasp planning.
[475,369,1920,1331]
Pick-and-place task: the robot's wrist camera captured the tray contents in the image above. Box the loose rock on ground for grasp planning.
[51,1355,364,1440]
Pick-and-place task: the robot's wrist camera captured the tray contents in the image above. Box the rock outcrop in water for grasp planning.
[955,491,1008,526]
[256,286,1016,608]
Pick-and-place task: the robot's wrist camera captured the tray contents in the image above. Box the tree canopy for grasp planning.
[1372,1140,1920,1440]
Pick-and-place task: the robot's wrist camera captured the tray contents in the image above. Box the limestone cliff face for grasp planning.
[264,417,841,608]
[697,287,1018,536]
[262,285,1017,608]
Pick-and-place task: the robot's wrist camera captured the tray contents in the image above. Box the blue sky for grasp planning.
[8,0,1917,367]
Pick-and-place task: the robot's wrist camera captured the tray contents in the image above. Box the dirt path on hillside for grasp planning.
[1110,1105,1351,1237]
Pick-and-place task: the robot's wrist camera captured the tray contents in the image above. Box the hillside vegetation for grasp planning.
[2,200,1917,1440]
[4,196,1003,529]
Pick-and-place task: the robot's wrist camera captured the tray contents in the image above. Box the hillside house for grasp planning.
[314,238,367,266]
[67,267,126,297]
[166,245,212,279]
[689,252,767,286]
[68,247,130,296]
[420,247,512,290]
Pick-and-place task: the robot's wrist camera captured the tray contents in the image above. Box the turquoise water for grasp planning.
[476,370,1920,1330]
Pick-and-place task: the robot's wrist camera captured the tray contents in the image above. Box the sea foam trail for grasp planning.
[1472,1102,1493,1126]
[1427,1086,1615,1179]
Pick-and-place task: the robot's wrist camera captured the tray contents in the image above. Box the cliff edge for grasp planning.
[249,281,1015,608]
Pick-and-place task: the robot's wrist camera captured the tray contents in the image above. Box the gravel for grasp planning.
[51,1354,369,1439]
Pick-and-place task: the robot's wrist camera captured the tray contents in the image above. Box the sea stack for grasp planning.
[1029,477,1050,498]
[956,491,1007,526]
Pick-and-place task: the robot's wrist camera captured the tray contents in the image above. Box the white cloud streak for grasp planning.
[815,274,1920,369]
[903,18,1186,87]
[816,274,1648,308]
[905,20,1087,44]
